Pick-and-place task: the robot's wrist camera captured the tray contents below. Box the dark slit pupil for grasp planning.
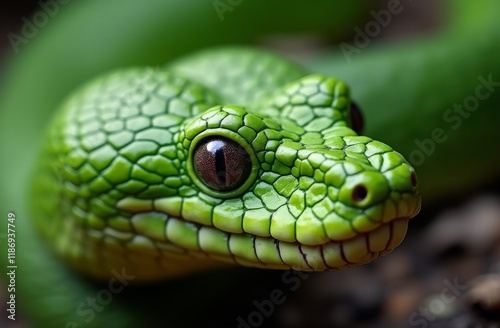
[214,146,226,185]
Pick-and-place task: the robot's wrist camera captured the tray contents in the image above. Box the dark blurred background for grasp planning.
[1,2,41,63]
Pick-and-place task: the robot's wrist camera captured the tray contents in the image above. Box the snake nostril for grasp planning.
[352,185,368,202]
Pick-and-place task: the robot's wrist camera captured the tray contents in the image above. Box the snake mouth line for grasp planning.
[106,198,416,277]
[325,217,410,266]
[202,216,412,271]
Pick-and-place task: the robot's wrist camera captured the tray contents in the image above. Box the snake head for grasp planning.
[178,74,421,271]
[33,67,420,280]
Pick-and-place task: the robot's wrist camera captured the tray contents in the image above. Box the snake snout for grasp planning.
[338,171,390,209]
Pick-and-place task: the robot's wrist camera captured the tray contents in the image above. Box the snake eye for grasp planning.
[193,137,252,191]
[350,101,364,135]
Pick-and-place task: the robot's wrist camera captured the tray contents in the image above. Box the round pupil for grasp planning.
[193,137,252,191]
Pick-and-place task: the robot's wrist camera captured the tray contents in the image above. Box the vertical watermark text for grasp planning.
[5,212,17,321]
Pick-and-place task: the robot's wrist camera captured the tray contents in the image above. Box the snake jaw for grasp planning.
[202,216,413,272]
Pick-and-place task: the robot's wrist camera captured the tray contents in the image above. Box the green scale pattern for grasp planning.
[32,48,421,280]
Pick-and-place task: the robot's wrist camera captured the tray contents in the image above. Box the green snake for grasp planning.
[1,0,500,327]
[32,47,421,280]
